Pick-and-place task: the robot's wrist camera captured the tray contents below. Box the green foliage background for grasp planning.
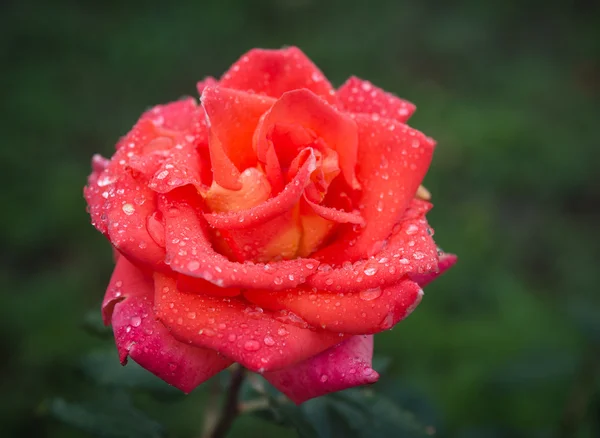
[1,0,599,436]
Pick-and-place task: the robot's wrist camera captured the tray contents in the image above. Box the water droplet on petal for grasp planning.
[122,203,135,215]
[244,340,261,351]
[363,265,378,276]
[320,374,329,383]
[359,287,382,301]
[187,260,200,271]
[130,316,141,327]
[263,335,275,346]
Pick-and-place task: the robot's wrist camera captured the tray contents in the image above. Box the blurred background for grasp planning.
[2,0,599,437]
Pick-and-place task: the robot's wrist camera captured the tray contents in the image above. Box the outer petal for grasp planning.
[307,200,438,293]
[154,274,345,372]
[160,193,320,290]
[201,87,275,172]
[264,335,378,404]
[337,77,416,123]
[220,47,337,104]
[84,154,111,234]
[103,257,231,392]
[105,173,166,269]
[255,89,359,190]
[140,98,198,133]
[411,252,457,287]
[314,114,435,263]
[244,279,423,334]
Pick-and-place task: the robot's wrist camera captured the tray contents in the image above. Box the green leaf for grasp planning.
[81,350,180,395]
[330,389,430,438]
[47,391,165,438]
[261,385,430,438]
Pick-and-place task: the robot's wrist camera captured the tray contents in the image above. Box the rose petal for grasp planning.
[84,154,111,234]
[154,273,344,372]
[411,252,457,287]
[104,173,166,269]
[104,257,231,392]
[159,193,320,290]
[298,208,336,258]
[176,274,241,297]
[220,47,337,104]
[149,139,208,193]
[337,77,416,123]
[244,279,423,334]
[304,195,364,226]
[203,148,316,231]
[196,76,218,95]
[204,167,271,213]
[254,89,359,190]
[218,209,302,263]
[201,87,275,172]
[307,201,438,292]
[140,98,198,133]
[314,114,435,262]
[264,335,378,404]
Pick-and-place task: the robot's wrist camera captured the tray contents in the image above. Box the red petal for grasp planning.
[411,252,457,287]
[103,257,231,392]
[176,274,241,297]
[140,98,198,133]
[220,47,337,104]
[104,173,166,269]
[217,209,302,262]
[154,273,344,372]
[307,202,438,293]
[203,148,315,231]
[314,114,435,262]
[206,129,243,190]
[304,196,364,226]
[84,154,111,234]
[255,89,359,190]
[337,77,416,123]
[148,139,208,193]
[159,194,319,290]
[201,86,275,172]
[196,76,218,95]
[244,279,423,334]
[264,335,378,404]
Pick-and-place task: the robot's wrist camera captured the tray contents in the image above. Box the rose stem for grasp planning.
[205,365,246,438]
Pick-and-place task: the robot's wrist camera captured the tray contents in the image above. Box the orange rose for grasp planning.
[84,47,456,403]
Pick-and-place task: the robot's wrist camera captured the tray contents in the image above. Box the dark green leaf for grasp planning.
[81,350,180,395]
[47,391,165,438]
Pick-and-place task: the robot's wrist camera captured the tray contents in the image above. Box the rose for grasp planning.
[84,47,456,404]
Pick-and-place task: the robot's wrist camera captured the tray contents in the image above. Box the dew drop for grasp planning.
[263,335,275,346]
[187,260,200,271]
[362,367,375,376]
[122,203,135,215]
[277,327,289,336]
[130,316,142,327]
[320,374,329,383]
[243,340,261,351]
[359,287,382,301]
[228,334,237,342]
[363,266,378,276]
